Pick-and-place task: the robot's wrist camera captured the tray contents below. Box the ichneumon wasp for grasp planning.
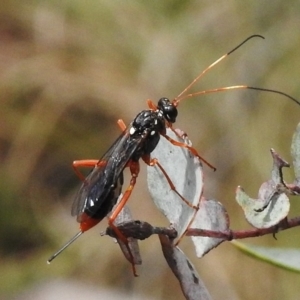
[47,35,300,275]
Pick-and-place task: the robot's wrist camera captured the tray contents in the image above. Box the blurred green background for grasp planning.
[1,1,300,299]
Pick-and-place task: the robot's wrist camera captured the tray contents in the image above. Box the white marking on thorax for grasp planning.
[129,126,136,135]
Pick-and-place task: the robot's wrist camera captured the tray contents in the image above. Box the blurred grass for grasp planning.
[1,1,300,299]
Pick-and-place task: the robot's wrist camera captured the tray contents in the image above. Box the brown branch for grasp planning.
[105,220,177,240]
[105,216,300,241]
[186,216,300,239]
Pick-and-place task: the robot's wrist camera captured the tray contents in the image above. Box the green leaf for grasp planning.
[232,241,300,273]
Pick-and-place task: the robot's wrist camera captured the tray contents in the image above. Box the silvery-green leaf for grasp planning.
[159,235,212,300]
[147,128,203,242]
[291,122,300,180]
[236,149,290,229]
[236,185,289,228]
[191,198,229,257]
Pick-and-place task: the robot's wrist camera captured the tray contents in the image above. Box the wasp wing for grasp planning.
[71,130,145,221]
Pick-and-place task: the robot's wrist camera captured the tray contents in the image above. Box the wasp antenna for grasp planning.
[246,86,300,106]
[47,231,83,264]
[175,85,300,107]
[227,35,264,55]
[173,35,265,106]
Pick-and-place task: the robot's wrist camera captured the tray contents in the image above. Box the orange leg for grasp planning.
[168,126,188,140]
[117,119,127,131]
[72,159,106,182]
[143,155,198,210]
[147,99,157,110]
[144,153,201,246]
[161,132,216,171]
[108,160,140,276]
